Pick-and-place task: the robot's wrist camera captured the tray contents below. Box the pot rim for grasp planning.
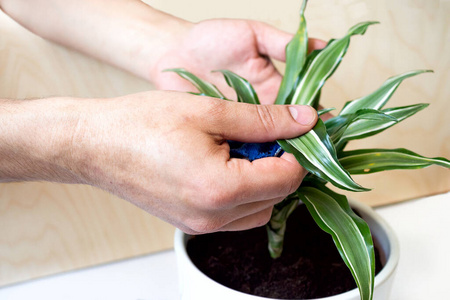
[174,199,400,299]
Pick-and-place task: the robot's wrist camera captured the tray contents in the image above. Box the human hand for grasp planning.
[151,19,326,104]
[0,1,325,105]
[63,91,318,234]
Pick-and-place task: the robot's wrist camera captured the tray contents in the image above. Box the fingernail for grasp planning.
[289,105,317,126]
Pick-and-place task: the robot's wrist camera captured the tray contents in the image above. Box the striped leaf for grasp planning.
[275,0,308,105]
[382,103,428,119]
[287,41,332,108]
[266,193,300,258]
[340,148,450,174]
[290,21,378,106]
[318,107,336,116]
[297,184,375,300]
[338,104,428,143]
[214,70,260,104]
[277,119,369,192]
[326,109,397,147]
[340,70,433,115]
[164,68,226,99]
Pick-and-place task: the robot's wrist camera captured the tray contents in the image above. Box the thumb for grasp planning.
[209,101,318,142]
[250,21,292,61]
[250,21,328,61]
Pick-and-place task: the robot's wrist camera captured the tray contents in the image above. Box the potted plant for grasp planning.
[171,1,450,299]
[174,198,399,300]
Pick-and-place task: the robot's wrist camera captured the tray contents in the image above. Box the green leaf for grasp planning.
[290,21,378,106]
[326,109,397,147]
[275,0,308,105]
[338,104,428,143]
[266,193,300,258]
[297,185,375,300]
[318,107,336,116]
[340,148,450,174]
[214,70,260,104]
[277,119,369,192]
[383,103,429,119]
[339,70,433,115]
[164,68,226,99]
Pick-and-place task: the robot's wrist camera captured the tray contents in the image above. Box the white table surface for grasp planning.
[1,192,449,300]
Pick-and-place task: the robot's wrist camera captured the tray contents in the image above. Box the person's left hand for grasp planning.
[150,19,326,104]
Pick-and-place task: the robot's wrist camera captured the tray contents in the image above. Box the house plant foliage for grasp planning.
[168,1,450,299]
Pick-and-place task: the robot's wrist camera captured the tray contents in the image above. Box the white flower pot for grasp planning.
[174,199,399,300]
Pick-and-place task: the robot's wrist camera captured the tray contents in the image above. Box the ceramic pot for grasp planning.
[174,199,399,300]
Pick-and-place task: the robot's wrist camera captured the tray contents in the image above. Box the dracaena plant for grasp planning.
[167,1,450,299]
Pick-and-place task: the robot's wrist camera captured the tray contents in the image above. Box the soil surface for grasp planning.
[187,204,383,299]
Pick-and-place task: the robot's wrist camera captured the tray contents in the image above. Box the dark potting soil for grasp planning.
[187,204,383,299]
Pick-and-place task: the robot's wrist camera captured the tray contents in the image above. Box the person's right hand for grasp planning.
[65,91,317,234]
[0,91,317,234]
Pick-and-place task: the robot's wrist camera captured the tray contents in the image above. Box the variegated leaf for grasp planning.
[318,107,336,116]
[214,70,260,104]
[338,104,428,144]
[164,68,226,99]
[278,119,369,192]
[340,148,450,174]
[266,193,300,258]
[290,21,378,106]
[298,184,375,300]
[326,109,397,147]
[275,0,308,105]
[339,70,433,115]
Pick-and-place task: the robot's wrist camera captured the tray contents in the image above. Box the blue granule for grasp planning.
[228,141,284,161]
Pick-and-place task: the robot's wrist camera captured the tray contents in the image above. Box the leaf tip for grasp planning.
[162,68,183,73]
[300,0,308,14]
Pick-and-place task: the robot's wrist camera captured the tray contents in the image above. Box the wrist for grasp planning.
[76,0,194,83]
[0,98,86,183]
[128,4,193,82]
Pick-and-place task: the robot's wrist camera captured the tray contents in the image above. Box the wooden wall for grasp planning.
[1,0,448,287]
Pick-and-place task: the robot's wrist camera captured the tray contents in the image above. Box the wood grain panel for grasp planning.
[148,0,450,205]
[0,183,174,287]
[0,9,175,287]
[0,0,448,287]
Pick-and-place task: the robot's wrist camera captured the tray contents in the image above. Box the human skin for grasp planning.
[0,94,317,234]
[0,0,324,233]
[0,0,326,104]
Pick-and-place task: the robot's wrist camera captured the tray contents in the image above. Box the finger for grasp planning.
[217,156,306,206]
[249,21,292,61]
[308,38,328,53]
[221,195,285,225]
[177,196,283,235]
[249,21,327,61]
[219,206,274,231]
[206,100,318,142]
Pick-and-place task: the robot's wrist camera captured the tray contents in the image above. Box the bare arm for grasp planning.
[0,97,83,183]
[0,0,326,104]
[0,93,317,233]
[0,0,190,82]
[0,0,322,232]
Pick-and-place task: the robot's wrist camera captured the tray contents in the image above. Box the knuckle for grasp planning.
[187,216,225,234]
[255,207,274,227]
[204,98,228,122]
[255,105,277,134]
[200,175,239,209]
[187,175,237,211]
[204,185,235,210]
[286,176,302,195]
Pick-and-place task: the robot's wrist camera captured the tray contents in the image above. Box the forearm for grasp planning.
[0,0,191,82]
[0,98,84,183]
